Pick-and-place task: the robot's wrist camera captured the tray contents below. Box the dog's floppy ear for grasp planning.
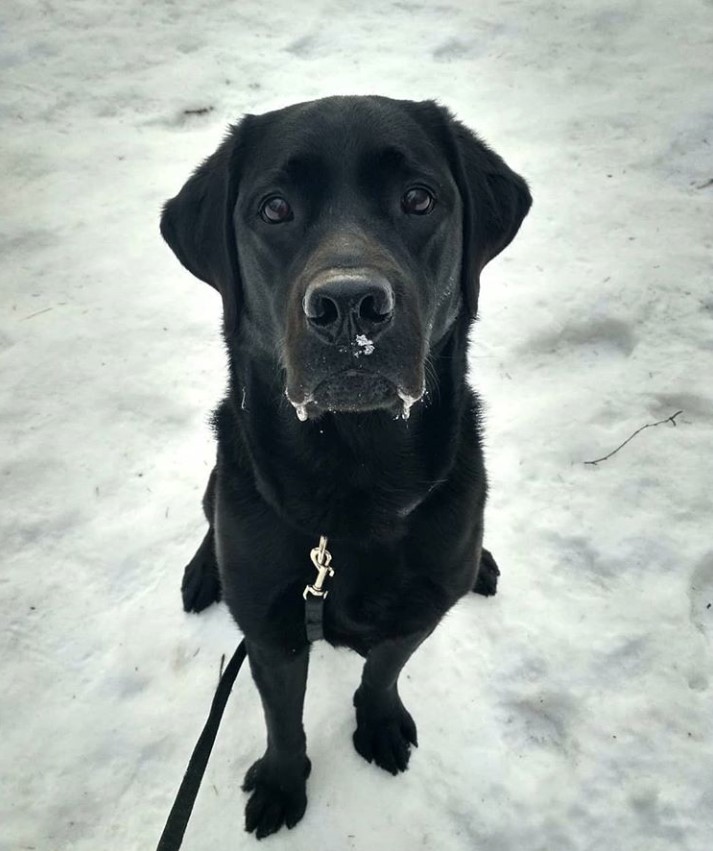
[160,120,249,333]
[441,110,532,317]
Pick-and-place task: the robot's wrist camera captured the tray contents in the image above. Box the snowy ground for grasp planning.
[2,1,712,849]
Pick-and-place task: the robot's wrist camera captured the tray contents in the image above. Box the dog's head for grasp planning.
[161,96,531,420]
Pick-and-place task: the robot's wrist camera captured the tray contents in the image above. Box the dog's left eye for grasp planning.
[260,196,293,224]
[402,187,435,215]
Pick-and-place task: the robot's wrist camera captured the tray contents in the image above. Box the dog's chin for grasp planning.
[287,370,423,421]
[313,370,398,413]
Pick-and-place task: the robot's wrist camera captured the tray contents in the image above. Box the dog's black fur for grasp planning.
[161,95,530,838]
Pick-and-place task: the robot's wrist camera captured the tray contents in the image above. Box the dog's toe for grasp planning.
[472,547,500,597]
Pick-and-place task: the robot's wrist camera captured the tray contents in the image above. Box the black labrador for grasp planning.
[160,95,531,838]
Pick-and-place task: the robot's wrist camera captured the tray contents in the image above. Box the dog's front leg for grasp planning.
[353,629,430,775]
[243,641,311,838]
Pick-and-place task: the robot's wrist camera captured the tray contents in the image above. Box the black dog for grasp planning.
[161,95,531,839]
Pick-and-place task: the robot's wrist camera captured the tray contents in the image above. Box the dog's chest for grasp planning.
[316,544,450,653]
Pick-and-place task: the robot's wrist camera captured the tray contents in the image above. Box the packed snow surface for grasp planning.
[2,1,712,849]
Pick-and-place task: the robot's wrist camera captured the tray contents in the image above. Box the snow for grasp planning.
[2,0,712,849]
[354,334,375,357]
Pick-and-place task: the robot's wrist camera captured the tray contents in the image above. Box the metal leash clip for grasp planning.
[303,536,334,599]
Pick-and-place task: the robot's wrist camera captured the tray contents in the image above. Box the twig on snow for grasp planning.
[183,106,214,116]
[584,410,683,465]
[21,306,53,321]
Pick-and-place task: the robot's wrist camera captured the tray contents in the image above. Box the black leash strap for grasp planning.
[157,639,247,851]
[304,594,326,643]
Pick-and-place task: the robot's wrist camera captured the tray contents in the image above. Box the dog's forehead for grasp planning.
[242,97,442,177]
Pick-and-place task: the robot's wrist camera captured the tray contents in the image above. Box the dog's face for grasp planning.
[161,96,531,419]
[235,99,464,419]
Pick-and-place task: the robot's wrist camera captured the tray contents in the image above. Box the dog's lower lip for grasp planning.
[317,368,393,388]
[310,369,398,412]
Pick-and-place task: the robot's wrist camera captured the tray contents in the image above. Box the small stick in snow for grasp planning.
[21,306,53,321]
[183,106,214,116]
[584,410,683,465]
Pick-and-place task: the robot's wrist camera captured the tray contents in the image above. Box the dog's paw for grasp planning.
[353,686,418,775]
[472,547,500,597]
[242,755,311,839]
[181,533,222,613]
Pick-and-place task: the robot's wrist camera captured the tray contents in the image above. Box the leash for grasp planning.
[156,640,247,851]
[156,537,334,850]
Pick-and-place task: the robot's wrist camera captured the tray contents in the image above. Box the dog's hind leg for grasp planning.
[181,466,222,613]
[472,547,500,597]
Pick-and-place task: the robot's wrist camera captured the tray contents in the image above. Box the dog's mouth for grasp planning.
[287,370,423,421]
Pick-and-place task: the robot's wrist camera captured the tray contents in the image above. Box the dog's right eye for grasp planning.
[402,186,435,215]
[260,196,293,224]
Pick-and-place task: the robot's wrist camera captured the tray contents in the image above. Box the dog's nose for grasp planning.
[303,274,394,340]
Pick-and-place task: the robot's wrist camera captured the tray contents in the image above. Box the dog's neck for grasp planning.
[218,316,477,541]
